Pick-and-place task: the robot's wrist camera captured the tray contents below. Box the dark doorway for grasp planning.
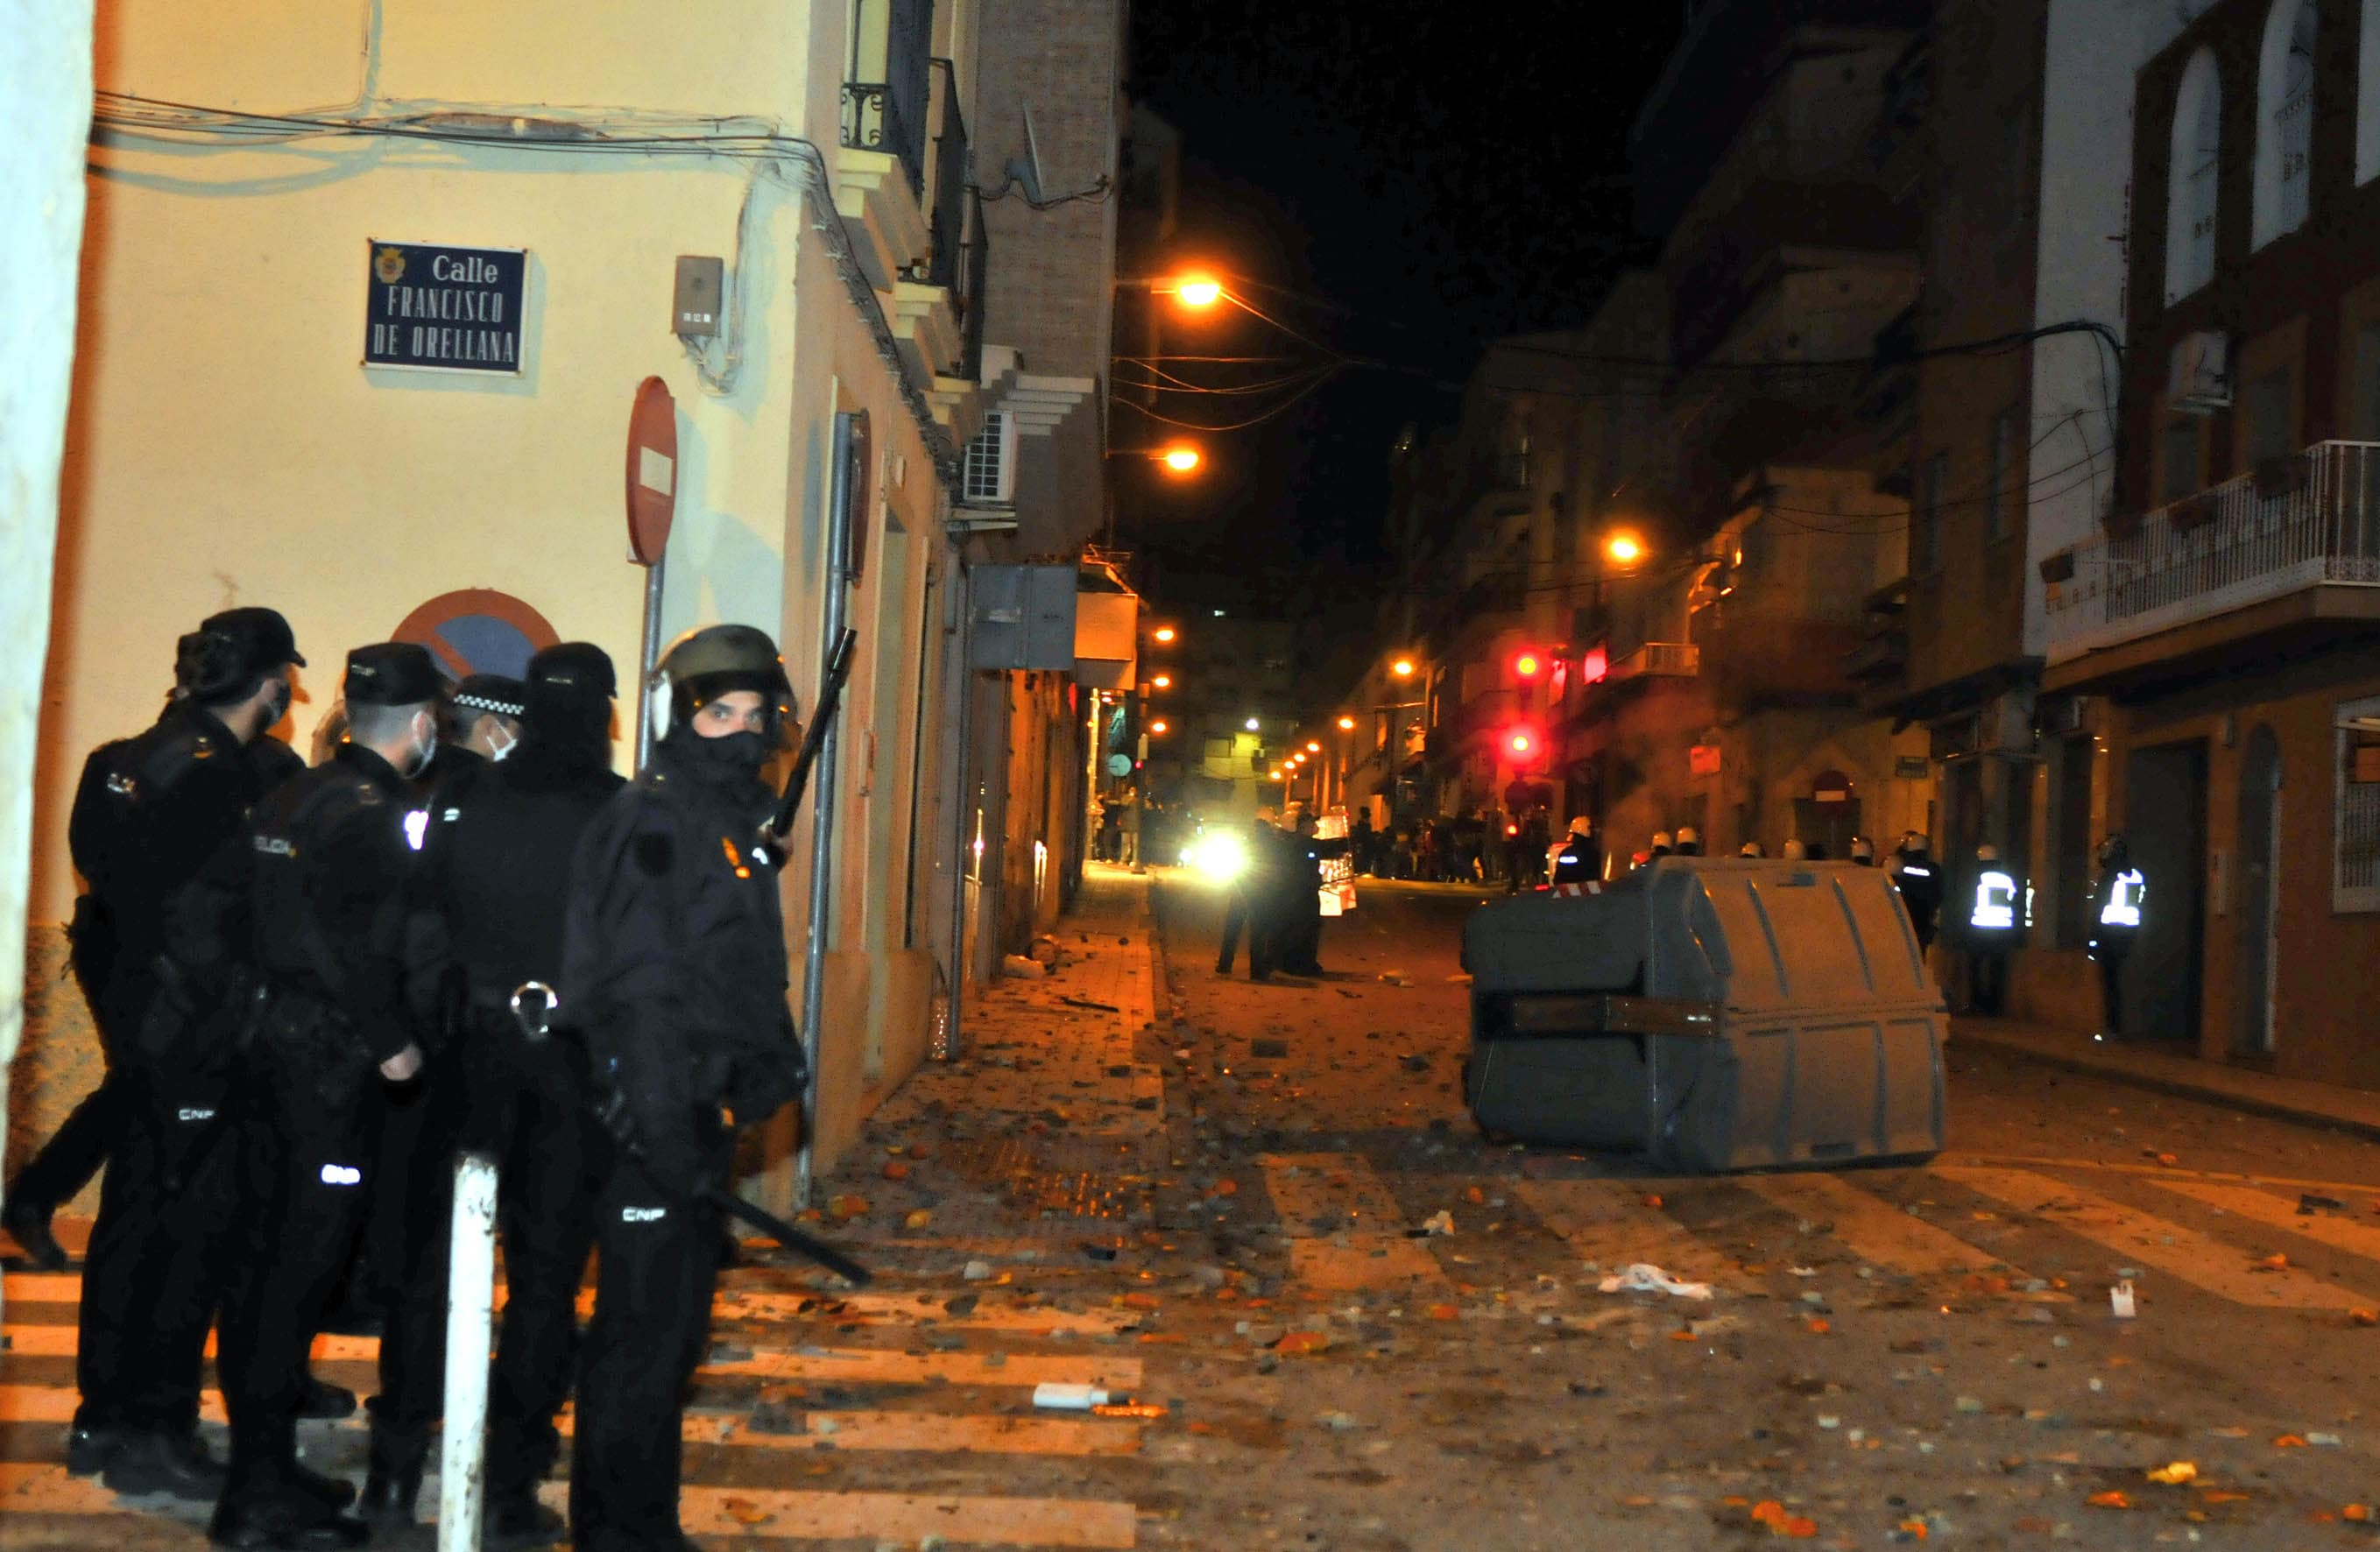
[2127,741,2207,1043]
[2053,735,2094,948]
[1792,796,1861,857]
[1944,758,1985,861]
[2231,725,2282,1056]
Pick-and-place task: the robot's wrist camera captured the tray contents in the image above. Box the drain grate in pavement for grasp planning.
[938,1136,1159,1226]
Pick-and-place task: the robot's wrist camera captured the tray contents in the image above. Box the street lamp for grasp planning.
[1305,740,1321,753]
[1170,273,1225,309]
[1155,626,1178,644]
[1160,443,1203,475]
[1148,719,1169,735]
[1391,658,1416,678]
[1244,716,1259,730]
[1606,531,1645,565]
[1337,715,1355,730]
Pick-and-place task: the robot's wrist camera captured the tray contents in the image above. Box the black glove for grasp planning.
[725,1043,808,1125]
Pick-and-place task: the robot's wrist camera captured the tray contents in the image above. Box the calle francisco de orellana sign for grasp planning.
[364,240,526,374]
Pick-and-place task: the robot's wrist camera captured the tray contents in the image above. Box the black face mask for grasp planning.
[674,728,771,782]
[258,678,292,731]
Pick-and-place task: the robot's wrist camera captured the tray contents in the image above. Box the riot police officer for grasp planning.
[1216,811,1284,981]
[1849,836,1876,866]
[1548,816,1600,884]
[558,625,808,1552]
[2088,835,2146,1038]
[192,641,441,1548]
[1888,832,1944,952]
[363,645,625,1543]
[1673,826,1703,857]
[36,610,304,1499]
[1960,843,2023,1015]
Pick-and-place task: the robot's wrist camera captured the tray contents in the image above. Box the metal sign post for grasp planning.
[626,375,679,771]
[435,1151,501,1552]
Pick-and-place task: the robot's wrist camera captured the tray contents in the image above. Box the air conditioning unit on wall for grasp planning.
[2169,330,2230,416]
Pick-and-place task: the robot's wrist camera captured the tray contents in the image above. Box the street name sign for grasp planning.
[364,240,526,374]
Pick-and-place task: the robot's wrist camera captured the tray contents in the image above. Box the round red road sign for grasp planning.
[626,375,677,566]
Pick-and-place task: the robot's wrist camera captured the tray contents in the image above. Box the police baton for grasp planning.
[769,629,859,841]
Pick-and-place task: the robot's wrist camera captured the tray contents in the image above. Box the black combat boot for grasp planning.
[357,1426,426,1532]
[481,1489,567,1549]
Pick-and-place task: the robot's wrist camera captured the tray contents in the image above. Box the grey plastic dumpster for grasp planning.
[1461,858,1946,1171]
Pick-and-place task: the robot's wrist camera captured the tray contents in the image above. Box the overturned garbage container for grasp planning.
[1461,858,1946,1171]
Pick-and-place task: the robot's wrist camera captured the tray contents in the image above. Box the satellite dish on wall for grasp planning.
[1006,101,1047,204]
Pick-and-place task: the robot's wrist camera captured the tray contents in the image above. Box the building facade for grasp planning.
[2041,0,2380,1083]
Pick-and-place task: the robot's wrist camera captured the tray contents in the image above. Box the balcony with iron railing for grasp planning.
[2043,441,2380,687]
[840,0,932,197]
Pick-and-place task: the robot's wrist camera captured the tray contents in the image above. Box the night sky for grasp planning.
[1122,1,1684,636]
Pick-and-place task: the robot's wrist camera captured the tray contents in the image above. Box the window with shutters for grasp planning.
[2335,695,2380,911]
[2167,49,2221,303]
[961,411,1015,505]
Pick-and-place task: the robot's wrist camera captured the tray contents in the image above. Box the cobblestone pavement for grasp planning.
[17,866,2380,1547]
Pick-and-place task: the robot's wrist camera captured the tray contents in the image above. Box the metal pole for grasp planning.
[633,557,667,772]
[1131,715,1148,875]
[795,412,858,1207]
[435,1151,500,1552]
[940,551,974,1061]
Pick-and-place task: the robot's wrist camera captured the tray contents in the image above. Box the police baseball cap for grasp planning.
[526,642,616,701]
[200,607,306,674]
[451,674,526,721]
[344,642,442,707]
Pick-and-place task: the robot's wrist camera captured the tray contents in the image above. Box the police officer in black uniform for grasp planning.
[1887,831,1944,953]
[2087,835,2146,1038]
[35,610,305,1499]
[558,625,808,1552]
[362,645,625,1544]
[7,612,304,1273]
[446,673,526,763]
[186,642,441,1548]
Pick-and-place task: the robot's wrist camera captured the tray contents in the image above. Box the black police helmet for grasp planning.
[650,624,795,741]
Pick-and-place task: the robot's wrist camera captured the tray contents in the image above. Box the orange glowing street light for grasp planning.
[1169,272,1225,309]
[1391,658,1416,678]
[1154,626,1177,644]
[1336,715,1356,730]
[1160,443,1204,475]
[1150,674,1172,688]
[1606,531,1645,565]
[1305,740,1321,752]
[1148,719,1169,735]
[1508,730,1536,756]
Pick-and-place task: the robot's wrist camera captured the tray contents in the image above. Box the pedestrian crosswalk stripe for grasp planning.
[0,1326,379,1363]
[0,1387,1141,1459]
[1513,1179,1740,1289]
[1259,1153,1409,1234]
[710,1287,1132,1335]
[666,1407,1143,1457]
[704,1347,1142,1390]
[0,1465,1140,1548]
[1935,1167,2377,1310]
[1261,1153,1450,1291]
[1736,1173,2027,1280]
[2148,1178,2380,1266]
[668,1483,1138,1548]
[5,1272,1132,1339]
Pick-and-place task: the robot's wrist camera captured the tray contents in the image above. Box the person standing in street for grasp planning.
[361,645,625,1544]
[1887,831,1943,953]
[189,642,443,1548]
[443,673,526,768]
[1216,811,1284,981]
[5,610,305,1274]
[1672,826,1703,857]
[558,625,809,1552]
[31,610,306,1502]
[1959,843,2023,1016]
[2087,835,2146,1039]
[1849,836,1876,866]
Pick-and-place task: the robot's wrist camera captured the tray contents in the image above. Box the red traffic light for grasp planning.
[1512,651,1543,679]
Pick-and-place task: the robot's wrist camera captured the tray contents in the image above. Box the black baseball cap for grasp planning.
[344,642,442,707]
[200,607,306,674]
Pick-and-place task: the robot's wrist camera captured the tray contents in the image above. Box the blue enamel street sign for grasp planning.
[364,240,526,374]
